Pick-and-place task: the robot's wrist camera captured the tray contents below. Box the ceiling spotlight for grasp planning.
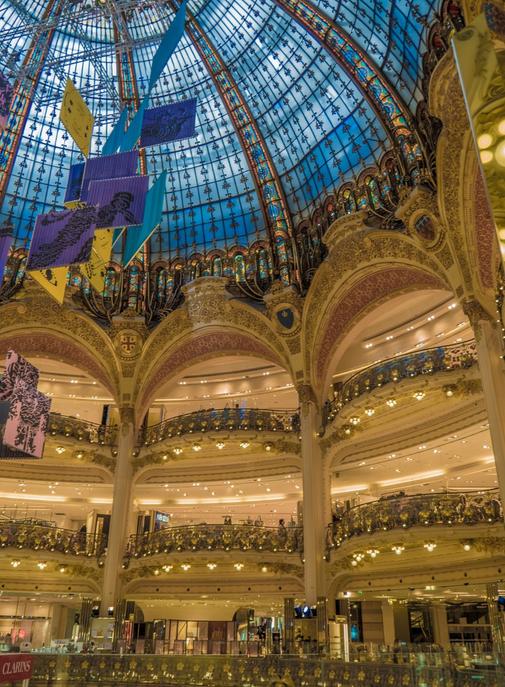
[234,563,244,571]
[443,385,456,398]
[424,542,437,552]
[364,407,375,417]
[352,552,365,562]
[343,425,352,435]
[215,441,225,450]
[264,442,273,452]
[59,565,67,573]
[173,447,183,456]
[55,446,66,454]
[10,560,20,568]
[207,563,217,570]
[181,563,191,571]
[349,416,360,426]
[386,399,397,408]
[351,559,358,567]
[413,391,426,401]
[463,542,472,551]
[162,564,173,572]
[261,566,268,573]
[239,441,250,449]
[153,569,160,576]
[367,549,380,558]
[391,544,405,555]
[192,444,202,452]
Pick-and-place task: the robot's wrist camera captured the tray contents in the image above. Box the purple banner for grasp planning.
[0,70,13,131]
[81,150,139,201]
[0,350,39,401]
[2,378,51,458]
[140,98,197,147]
[0,224,13,282]
[87,175,148,228]
[26,206,96,271]
[64,162,85,203]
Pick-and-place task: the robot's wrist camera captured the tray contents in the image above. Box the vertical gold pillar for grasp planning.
[100,407,135,616]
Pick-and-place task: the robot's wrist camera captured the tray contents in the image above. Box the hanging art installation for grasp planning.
[0,350,51,459]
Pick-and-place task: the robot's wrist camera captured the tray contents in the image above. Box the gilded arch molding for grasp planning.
[429,53,499,310]
[135,281,295,417]
[302,222,452,395]
[0,287,121,399]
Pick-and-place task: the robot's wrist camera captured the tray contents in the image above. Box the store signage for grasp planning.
[0,654,33,683]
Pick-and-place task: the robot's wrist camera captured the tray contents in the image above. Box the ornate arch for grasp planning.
[135,278,293,417]
[0,287,121,398]
[303,218,451,398]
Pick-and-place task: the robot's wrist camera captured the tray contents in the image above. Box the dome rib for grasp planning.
[169,0,299,285]
[0,0,64,217]
[273,0,429,178]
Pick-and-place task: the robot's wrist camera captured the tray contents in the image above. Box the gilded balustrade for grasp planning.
[325,340,478,425]
[140,408,300,445]
[47,413,117,445]
[29,653,504,687]
[327,490,503,552]
[0,520,106,557]
[126,523,304,561]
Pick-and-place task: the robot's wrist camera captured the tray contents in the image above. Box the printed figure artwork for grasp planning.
[64,162,85,204]
[81,228,114,292]
[0,70,13,131]
[29,267,67,304]
[3,378,51,458]
[26,206,97,271]
[80,150,139,201]
[87,175,148,228]
[60,79,94,157]
[0,224,13,282]
[140,98,197,147]
[0,350,39,401]
[0,350,49,459]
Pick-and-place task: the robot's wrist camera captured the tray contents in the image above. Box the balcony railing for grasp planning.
[126,523,304,559]
[0,520,106,557]
[30,653,504,687]
[327,490,503,551]
[325,340,478,425]
[47,413,117,445]
[139,408,300,445]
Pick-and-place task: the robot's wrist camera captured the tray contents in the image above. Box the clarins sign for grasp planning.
[0,654,33,683]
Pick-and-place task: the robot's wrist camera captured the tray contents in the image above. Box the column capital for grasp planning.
[462,299,496,340]
[296,383,318,406]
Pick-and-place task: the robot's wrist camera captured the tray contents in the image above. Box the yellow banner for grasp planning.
[29,267,67,304]
[60,79,94,157]
[80,228,113,292]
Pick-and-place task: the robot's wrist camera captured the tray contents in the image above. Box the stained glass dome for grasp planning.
[0,0,453,309]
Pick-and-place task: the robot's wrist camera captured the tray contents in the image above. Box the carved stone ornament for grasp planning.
[113,328,143,360]
[182,276,231,326]
[462,299,495,337]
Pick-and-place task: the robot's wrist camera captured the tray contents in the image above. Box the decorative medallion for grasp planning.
[114,329,143,360]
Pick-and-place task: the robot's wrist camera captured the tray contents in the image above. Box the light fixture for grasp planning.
[495,139,505,168]
[443,385,456,397]
[10,559,20,568]
[343,425,352,435]
[37,561,48,570]
[364,407,375,417]
[153,569,160,576]
[192,444,202,452]
[173,447,183,456]
[424,542,437,552]
[352,552,365,562]
[55,446,66,454]
[480,149,494,164]
[215,441,225,450]
[207,563,217,570]
[261,566,268,573]
[234,563,244,571]
[367,549,380,558]
[75,451,84,459]
[463,542,472,551]
[386,399,397,408]
[349,416,360,426]
[351,560,358,567]
[162,564,173,572]
[391,545,405,555]
[239,441,250,449]
[181,563,191,571]
[477,132,493,149]
[59,565,67,573]
[413,391,425,401]
[264,442,273,452]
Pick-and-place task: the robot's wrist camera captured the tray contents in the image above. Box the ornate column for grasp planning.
[298,384,326,607]
[486,582,505,656]
[100,406,136,616]
[464,301,505,509]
